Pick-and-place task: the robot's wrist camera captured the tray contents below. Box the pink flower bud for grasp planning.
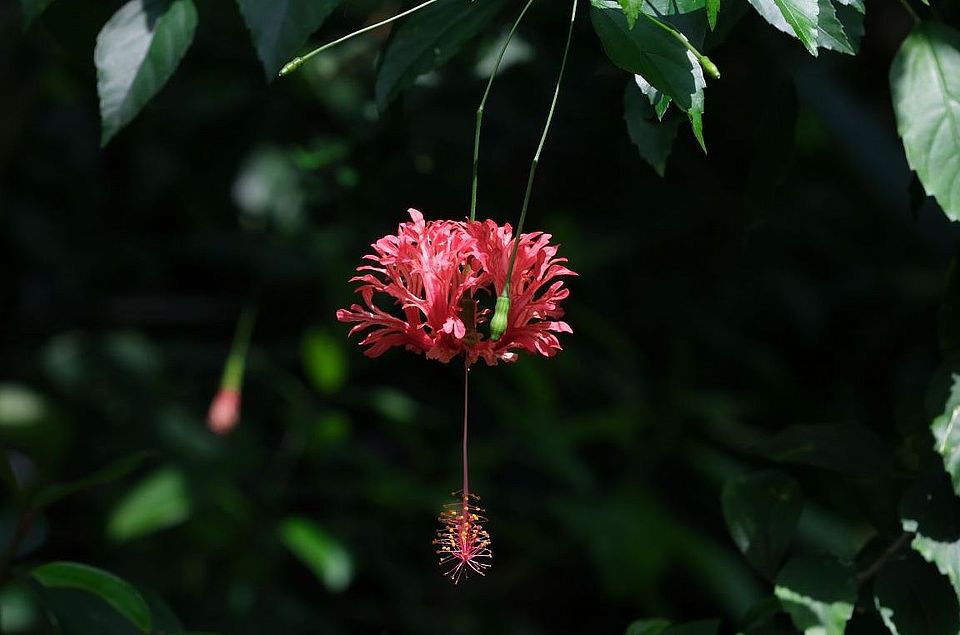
[207,388,241,435]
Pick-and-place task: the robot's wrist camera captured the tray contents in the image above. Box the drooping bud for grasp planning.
[207,304,256,435]
[278,57,304,77]
[207,388,241,435]
[699,55,720,80]
[489,290,510,341]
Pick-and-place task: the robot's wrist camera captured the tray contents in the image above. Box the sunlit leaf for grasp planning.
[815,0,855,55]
[900,468,960,602]
[931,374,960,497]
[590,1,707,150]
[279,516,353,592]
[890,22,960,222]
[745,0,819,55]
[30,562,151,633]
[95,0,198,146]
[723,470,802,579]
[375,0,505,109]
[107,467,190,542]
[706,0,719,29]
[774,555,855,635]
[236,0,343,78]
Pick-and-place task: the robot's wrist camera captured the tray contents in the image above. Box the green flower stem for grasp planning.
[470,0,537,222]
[896,0,921,24]
[279,0,443,77]
[503,0,577,293]
[640,4,720,79]
[221,304,257,391]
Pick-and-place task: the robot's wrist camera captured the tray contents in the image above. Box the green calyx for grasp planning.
[489,291,510,341]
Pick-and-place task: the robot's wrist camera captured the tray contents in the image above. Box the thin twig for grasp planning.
[856,531,914,585]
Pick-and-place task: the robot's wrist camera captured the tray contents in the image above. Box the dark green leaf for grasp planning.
[30,562,151,633]
[19,0,55,27]
[722,470,803,579]
[834,4,863,51]
[278,516,353,592]
[706,0,720,29]
[625,619,671,635]
[815,0,854,55]
[302,329,347,394]
[375,0,505,109]
[738,596,786,632]
[749,423,891,474]
[236,0,343,78]
[0,446,17,502]
[33,452,150,510]
[624,81,681,177]
[890,22,960,222]
[95,0,198,146]
[774,555,856,635]
[900,469,960,602]
[745,0,819,55]
[874,552,960,635]
[931,374,960,497]
[590,2,707,149]
[107,467,191,542]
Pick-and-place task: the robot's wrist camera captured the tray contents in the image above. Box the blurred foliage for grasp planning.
[3,0,960,633]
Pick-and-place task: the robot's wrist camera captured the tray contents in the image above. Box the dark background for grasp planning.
[1,0,956,633]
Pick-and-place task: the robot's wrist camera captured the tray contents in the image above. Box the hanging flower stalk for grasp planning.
[330,0,578,583]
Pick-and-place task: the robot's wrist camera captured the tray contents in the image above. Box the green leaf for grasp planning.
[874,552,960,635]
[748,423,892,475]
[624,80,681,177]
[107,467,191,542]
[815,0,855,55]
[236,0,343,78]
[634,74,671,120]
[706,0,720,29]
[30,562,151,633]
[302,329,347,394]
[900,469,960,602]
[891,21,960,222]
[722,470,803,579]
[33,452,150,510]
[664,620,721,635]
[625,619,671,635]
[0,447,17,503]
[278,516,353,592]
[619,0,643,28]
[745,0,819,55]
[19,0,55,27]
[95,0,197,146]
[774,555,856,635]
[834,0,863,12]
[375,0,505,109]
[931,374,960,497]
[590,2,707,149]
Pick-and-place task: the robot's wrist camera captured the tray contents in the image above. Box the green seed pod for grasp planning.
[489,292,510,341]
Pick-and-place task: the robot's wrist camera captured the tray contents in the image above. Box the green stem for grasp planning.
[221,304,257,391]
[503,0,577,291]
[279,0,443,77]
[895,0,921,24]
[640,4,720,79]
[470,0,537,221]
